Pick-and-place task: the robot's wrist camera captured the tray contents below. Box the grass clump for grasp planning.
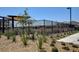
[10,31,16,42]
[0,32,2,38]
[50,40,55,47]
[31,33,35,41]
[61,42,65,46]
[37,35,43,51]
[4,31,11,39]
[51,39,56,44]
[39,48,47,52]
[21,33,28,46]
[69,43,73,45]
[50,43,55,47]
[42,34,47,43]
[4,30,16,42]
[72,44,79,48]
[62,46,70,51]
[12,35,16,42]
[51,47,58,52]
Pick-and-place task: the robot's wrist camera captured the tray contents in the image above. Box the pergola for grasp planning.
[0,15,24,33]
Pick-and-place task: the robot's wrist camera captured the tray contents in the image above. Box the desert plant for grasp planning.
[42,34,47,43]
[51,39,56,44]
[0,32,2,38]
[61,42,65,46]
[30,32,35,41]
[4,31,11,39]
[69,43,73,45]
[50,42,55,46]
[39,48,47,52]
[21,33,28,46]
[51,47,58,52]
[10,31,16,42]
[72,44,79,48]
[62,46,70,51]
[17,9,32,46]
[69,31,72,35]
[37,35,43,50]
[56,34,60,38]
[12,35,16,42]
[72,50,76,52]
[17,8,31,35]
[64,32,67,35]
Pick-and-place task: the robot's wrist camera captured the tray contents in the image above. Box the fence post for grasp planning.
[7,19,10,32]
[27,20,30,35]
[57,22,59,33]
[43,19,45,35]
[51,21,53,33]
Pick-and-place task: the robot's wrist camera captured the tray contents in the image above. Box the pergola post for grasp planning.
[8,16,15,30]
[12,17,14,30]
[2,17,5,33]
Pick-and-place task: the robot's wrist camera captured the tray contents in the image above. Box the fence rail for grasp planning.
[0,18,77,35]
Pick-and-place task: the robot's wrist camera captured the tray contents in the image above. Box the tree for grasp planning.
[17,8,32,46]
[18,8,31,34]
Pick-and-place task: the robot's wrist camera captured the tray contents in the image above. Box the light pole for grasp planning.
[67,7,72,27]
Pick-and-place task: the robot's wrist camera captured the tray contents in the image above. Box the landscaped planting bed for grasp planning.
[0,30,79,52]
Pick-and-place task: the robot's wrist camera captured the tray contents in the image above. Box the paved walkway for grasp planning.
[57,32,79,45]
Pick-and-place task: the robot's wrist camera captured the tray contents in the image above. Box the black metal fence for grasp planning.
[27,20,75,34]
[0,18,76,35]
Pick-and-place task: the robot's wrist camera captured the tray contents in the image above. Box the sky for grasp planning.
[0,7,79,22]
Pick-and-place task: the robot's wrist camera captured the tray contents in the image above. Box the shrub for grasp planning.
[50,43,55,46]
[50,42,55,46]
[51,47,58,52]
[30,33,36,41]
[21,33,28,46]
[31,33,35,41]
[62,46,70,51]
[61,42,65,46]
[69,31,72,35]
[10,31,16,42]
[56,34,60,38]
[50,36,53,39]
[4,31,11,39]
[37,36,43,50]
[0,32,2,38]
[39,49,47,52]
[69,43,73,45]
[51,40,56,44]
[12,35,16,42]
[72,44,79,48]
[73,50,76,52]
[42,34,47,43]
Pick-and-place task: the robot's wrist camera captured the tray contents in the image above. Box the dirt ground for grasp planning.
[0,34,79,52]
[0,35,53,52]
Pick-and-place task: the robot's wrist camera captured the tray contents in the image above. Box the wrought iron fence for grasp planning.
[0,18,76,35]
[28,20,75,35]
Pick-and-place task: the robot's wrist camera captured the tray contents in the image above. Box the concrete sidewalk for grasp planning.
[57,32,79,45]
